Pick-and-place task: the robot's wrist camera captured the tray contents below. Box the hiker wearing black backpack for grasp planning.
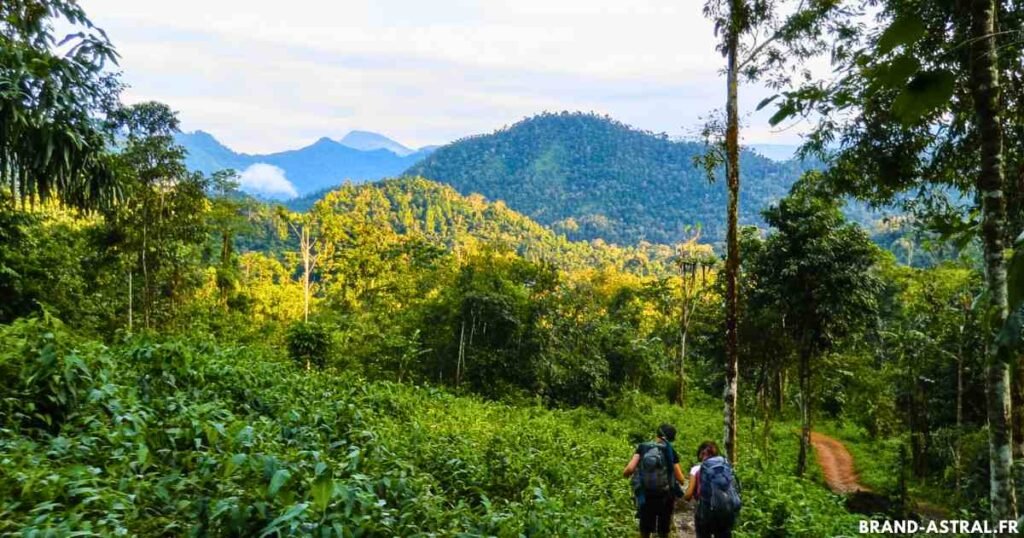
[684,441,741,538]
[622,424,686,538]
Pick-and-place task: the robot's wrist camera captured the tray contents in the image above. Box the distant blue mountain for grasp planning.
[339,130,415,156]
[174,130,435,198]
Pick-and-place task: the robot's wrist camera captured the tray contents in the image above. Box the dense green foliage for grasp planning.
[2,0,1013,534]
[0,317,862,537]
[406,112,809,246]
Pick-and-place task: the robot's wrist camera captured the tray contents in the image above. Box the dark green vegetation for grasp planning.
[406,112,809,245]
[1,0,1018,535]
[0,316,861,537]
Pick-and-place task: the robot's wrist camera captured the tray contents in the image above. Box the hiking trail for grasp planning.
[673,500,696,538]
[672,433,868,536]
[811,431,864,494]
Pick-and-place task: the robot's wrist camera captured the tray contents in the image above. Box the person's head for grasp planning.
[656,424,677,443]
[696,440,719,461]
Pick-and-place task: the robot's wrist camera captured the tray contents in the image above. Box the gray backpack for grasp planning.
[635,442,672,495]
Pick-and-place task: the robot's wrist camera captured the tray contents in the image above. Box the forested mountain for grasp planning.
[306,177,675,274]
[175,131,434,197]
[4,0,1014,534]
[406,112,810,245]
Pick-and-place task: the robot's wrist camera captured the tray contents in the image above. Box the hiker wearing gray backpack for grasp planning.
[622,424,686,538]
[684,441,741,538]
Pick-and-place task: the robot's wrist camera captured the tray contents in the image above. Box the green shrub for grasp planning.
[0,315,105,434]
[285,321,333,370]
[0,329,870,536]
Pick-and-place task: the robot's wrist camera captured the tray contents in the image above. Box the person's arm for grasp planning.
[623,453,640,478]
[684,471,698,501]
[673,463,685,484]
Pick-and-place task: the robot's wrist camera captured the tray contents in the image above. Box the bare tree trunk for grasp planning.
[722,0,742,465]
[969,0,1017,523]
[456,320,466,387]
[796,348,812,477]
[301,226,311,322]
[678,326,688,407]
[127,271,133,332]
[775,369,785,414]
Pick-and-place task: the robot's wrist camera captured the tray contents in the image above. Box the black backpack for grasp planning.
[697,456,741,524]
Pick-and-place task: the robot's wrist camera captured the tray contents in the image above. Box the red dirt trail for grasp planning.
[672,432,866,536]
[811,431,865,494]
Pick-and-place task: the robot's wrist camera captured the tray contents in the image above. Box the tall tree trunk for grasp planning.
[301,226,311,322]
[910,377,929,478]
[722,0,742,465]
[796,348,812,477]
[775,368,785,414]
[678,323,688,406]
[969,0,1017,523]
[127,271,133,332]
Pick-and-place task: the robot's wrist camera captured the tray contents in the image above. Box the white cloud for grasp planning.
[237,163,298,199]
[84,0,815,152]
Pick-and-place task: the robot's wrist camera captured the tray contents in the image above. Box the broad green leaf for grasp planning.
[224,453,247,477]
[877,16,926,55]
[136,443,149,470]
[876,55,920,87]
[268,469,291,498]
[259,503,308,537]
[756,95,779,112]
[311,474,334,512]
[768,102,797,127]
[892,70,955,124]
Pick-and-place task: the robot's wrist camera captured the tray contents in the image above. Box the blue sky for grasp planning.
[84,0,804,153]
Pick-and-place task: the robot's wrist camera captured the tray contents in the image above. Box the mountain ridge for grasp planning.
[405,111,813,245]
[174,130,435,198]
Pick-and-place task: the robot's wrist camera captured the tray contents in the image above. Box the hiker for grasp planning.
[623,424,686,538]
[684,440,741,538]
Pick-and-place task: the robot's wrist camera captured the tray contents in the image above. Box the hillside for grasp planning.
[406,112,809,245]
[175,131,434,197]
[305,177,676,274]
[0,318,861,536]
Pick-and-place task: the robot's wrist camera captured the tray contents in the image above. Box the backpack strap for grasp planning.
[662,439,683,497]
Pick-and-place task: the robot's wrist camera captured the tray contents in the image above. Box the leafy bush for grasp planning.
[0,320,867,536]
[0,315,104,434]
[285,321,333,370]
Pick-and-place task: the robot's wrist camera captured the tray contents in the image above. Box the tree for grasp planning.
[968,0,1017,523]
[0,0,121,210]
[674,232,716,406]
[207,170,250,306]
[700,0,836,463]
[103,102,209,329]
[750,179,880,476]
[766,0,1021,519]
[277,209,327,322]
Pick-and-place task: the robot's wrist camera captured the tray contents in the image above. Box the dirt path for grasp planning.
[673,500,696,538]
[669,433,866,536]
[811,431,865,494]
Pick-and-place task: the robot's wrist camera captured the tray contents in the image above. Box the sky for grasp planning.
[83,0,806,154]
